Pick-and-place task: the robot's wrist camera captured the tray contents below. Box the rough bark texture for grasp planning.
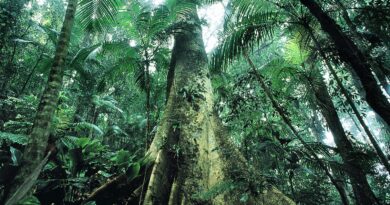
[140,1,295,204]
[299,0,390,127]
[6,0,78,201]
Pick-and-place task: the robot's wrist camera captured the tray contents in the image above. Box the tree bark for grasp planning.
[139,1,295,204]
[299,0,390,127]
[6,0,78,202]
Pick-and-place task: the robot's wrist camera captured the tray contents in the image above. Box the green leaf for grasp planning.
[70,44,102,68]
[60,136,79,150]
[37,24,59,45]
[75,122,104,136]
[111,149,134,166]
[0,131,29,146]
[77,0,120,32]
[17,195,41,205]
[126,162,141,180]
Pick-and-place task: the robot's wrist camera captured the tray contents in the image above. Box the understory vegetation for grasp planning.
[0,0,389,204]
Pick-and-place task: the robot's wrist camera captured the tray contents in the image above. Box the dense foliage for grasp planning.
[0,0,389,204]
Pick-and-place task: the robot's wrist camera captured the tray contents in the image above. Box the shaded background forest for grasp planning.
[0,0,389,204]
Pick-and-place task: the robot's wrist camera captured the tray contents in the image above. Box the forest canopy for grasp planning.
[0,0,389,204]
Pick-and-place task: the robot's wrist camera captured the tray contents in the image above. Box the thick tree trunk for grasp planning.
[139,1,294,204]
[6,0,78,202]
[299,0,390,127]
[308,69,379,205]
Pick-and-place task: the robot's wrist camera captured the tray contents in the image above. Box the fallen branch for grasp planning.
[84,165,151,204]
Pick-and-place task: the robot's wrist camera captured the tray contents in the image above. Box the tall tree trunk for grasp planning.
[18,50,46,97]
[140,1,295,204]
[299,0,390,127]
[307,65,379,205]
[5,0,78,202]
[145,52,151,145]
[305,25,390,174]
[334,0,390,95]
[244,53,350,205]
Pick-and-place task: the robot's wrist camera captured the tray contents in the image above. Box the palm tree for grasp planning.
[4,0,120,203]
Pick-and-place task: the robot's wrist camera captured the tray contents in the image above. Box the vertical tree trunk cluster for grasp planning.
[305,25,390,174]
[308,69,379,205]
[299,0,390,127]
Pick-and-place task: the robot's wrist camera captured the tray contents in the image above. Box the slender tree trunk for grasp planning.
[144,52,151,145]
[299,0,390,127]
[306,64,379,205]
[6,0,78,202]
[244,52,350,205]
[18,47,47,97]
[306,25,390,175]
[140,1,295,204]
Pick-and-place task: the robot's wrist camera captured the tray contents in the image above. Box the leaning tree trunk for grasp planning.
[245,53,350,205]
[139,1,294,204]
[334,0,390,95]
[299,0,390,127]
[308,67,380,205]
[305,25,390,174]
[5,0,78,203]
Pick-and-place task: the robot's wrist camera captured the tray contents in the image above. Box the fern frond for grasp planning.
[0,131,29,146]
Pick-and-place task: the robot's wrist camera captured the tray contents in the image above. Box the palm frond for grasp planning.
[77,0,120,32]
[70,43,102,68]
[60,136,80,150]
[75,122,104,136]
[211,11,278,71]
[37,24,60,45]
[93,95,124,114]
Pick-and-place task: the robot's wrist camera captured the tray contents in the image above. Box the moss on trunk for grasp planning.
[141,1,295,204]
